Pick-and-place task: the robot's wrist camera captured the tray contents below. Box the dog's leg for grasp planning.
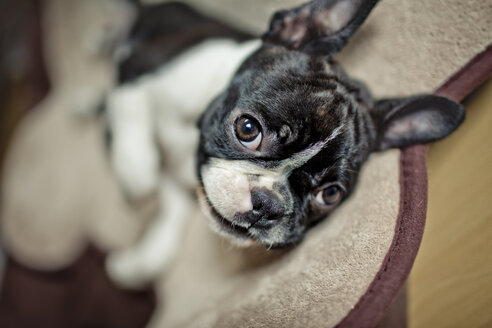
[106,173,194,289]
[106,84,160,199]
[104,40,262,288]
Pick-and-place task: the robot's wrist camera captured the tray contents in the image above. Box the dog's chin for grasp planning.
[197,187,258,247]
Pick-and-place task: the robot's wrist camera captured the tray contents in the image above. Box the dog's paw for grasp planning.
[112,138,160,199]
[105,249,158,289]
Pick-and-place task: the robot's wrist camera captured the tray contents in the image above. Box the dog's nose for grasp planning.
[247,189,284,222]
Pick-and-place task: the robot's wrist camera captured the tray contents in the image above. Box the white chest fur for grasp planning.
[105,39,261,288]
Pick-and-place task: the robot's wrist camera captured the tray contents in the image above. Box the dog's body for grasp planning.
[105,0,464,288]
[105,39,261,286]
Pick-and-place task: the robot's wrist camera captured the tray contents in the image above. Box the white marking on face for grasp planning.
[278,124,344,173]
[200,123,345,221]
[201,163,253,218]
[196,188,255,247]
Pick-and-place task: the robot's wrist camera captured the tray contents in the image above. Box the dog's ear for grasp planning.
[371,95,465,151]
[262,0,379,57]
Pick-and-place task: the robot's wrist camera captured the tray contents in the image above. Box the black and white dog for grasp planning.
[105,0,464,288]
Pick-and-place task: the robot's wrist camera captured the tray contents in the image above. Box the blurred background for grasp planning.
[0,0,491,327]
[0,0,48,176]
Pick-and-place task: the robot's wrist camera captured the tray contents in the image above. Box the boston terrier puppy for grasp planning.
[196,0,464,248]
[106,0,464,288]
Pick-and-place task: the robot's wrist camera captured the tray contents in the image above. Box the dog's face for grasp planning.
[197,46,377,247]
[196,0,464,248]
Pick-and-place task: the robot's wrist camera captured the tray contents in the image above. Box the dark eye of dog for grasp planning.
[315,184,343,207]
[234,115,262,150]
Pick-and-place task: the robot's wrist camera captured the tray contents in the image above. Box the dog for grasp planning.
[105,0,464,288]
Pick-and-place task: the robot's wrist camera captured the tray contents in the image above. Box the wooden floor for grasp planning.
[408,80,492,328]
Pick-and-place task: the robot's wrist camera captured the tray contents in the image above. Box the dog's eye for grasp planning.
[315,184,343,207]
[234,115,262,150]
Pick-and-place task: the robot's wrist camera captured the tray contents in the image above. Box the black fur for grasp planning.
[196,0,465,247]
[114,0,465,248]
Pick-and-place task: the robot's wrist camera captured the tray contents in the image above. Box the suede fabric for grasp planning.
[151,149,400,328]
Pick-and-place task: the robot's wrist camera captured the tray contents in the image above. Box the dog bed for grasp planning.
[1,0,491,327]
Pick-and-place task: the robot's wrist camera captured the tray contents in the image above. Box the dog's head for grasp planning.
[196,0,464,248]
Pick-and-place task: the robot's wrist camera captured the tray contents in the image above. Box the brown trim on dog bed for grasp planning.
[337,145,428,328]
[337,44,492,328]
[438,44,492,103]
